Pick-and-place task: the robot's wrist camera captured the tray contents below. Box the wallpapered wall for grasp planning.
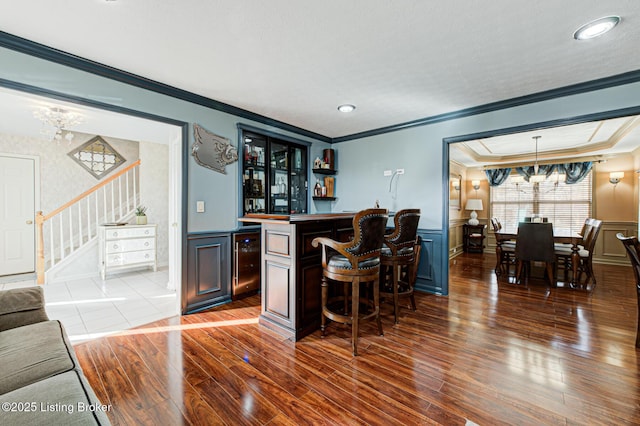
[0,131,170,281]
[0,131,139,213]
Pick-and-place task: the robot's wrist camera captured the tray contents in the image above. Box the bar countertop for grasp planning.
[239,212,357,224]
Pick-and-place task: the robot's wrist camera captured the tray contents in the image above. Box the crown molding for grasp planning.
[332,70,640,143]
[0,31,332,143]
[2,31,640,145]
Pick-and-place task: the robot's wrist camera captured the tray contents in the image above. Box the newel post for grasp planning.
[35,211,45,285]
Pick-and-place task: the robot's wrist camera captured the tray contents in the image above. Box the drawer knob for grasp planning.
[113,244,119,249]
[145,230,150,234]
[113,232,118,237]
[145,242,149,246]
[145,254,150,258]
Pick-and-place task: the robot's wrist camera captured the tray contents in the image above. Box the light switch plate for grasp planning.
[384,170,392,176]
[196,201,205,213]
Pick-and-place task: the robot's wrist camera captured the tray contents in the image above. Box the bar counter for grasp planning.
[239,213,358,340]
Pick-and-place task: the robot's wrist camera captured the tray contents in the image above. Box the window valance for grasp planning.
[485,161,592,186]
[484,168,512,186]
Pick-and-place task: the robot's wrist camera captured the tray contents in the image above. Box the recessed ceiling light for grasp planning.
[573,16,620,40]
[337,104,356,113]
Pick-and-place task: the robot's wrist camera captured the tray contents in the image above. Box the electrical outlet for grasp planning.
[396,168,405,175]
[383,170,392,176]
[196,201,205,213]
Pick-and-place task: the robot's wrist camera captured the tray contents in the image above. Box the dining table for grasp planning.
[495,226,584,286]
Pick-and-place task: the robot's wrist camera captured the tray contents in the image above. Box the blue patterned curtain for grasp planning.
[516,164,556,182]
[485,168,512,186]
[557,162,592,184]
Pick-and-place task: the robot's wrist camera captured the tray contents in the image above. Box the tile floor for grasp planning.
[0,267,177,344]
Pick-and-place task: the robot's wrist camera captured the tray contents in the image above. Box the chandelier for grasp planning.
[33,107,83,143]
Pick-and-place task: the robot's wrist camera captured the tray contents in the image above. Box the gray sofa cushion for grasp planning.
[0,320,76,395]
[0,370,111,425]
[0,287,48,332]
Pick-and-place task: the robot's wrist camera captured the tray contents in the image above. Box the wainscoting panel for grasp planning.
[596,221,637,265]
[448,219,467,258]
[416,229,444,295]
[184,232,231,314]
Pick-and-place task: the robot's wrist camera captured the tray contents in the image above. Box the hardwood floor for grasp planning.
[75,253,640,425]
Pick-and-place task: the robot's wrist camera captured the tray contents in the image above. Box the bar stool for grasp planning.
[380,208,420,324]
[312,208,388,356]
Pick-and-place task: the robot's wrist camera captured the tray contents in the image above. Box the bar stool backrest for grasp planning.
[384,209,421,256]
[345,208,389,264]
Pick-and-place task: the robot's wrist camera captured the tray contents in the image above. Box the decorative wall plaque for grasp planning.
[68,135,126,179]
[192,124,238,174]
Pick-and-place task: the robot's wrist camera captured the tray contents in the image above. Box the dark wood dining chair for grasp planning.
[312,208,388,356]
[515,222,556,285]
[491,217,515,278]
[379,208,420,324]
[616,233,640,348]
[556,218,602,287]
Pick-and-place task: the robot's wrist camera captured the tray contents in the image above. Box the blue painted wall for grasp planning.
[0,46,332,234]
[3,44,640,296]
[333,81,640,295]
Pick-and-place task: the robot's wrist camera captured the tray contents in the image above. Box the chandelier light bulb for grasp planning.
[33,106,83,143]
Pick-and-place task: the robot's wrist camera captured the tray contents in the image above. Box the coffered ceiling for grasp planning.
[1,1,639,141]
[450,114,640,168]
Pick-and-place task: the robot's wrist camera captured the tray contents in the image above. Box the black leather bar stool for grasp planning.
[312,208,388,356]
[380,208,420,324]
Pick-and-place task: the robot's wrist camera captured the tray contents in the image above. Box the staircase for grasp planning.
[36,160,141,284]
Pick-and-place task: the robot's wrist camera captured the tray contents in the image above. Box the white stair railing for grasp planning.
[36,160,141,284]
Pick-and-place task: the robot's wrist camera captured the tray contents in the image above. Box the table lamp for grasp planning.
[465,199,483,226]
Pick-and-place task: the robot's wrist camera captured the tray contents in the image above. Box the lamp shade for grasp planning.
[465,199,483,211]
[609,171,624,184]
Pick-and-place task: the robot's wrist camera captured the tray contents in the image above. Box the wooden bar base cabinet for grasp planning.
[239,213,355,340]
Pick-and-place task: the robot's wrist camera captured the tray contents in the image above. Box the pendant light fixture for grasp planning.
[530,136,547,183]
[533,136,540,175]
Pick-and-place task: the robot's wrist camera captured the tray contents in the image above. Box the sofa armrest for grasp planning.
[0,287,49,331]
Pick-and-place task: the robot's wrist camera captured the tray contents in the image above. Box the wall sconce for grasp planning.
[471,180,480,190]
[609,171,624,185]
[452,179,460,191]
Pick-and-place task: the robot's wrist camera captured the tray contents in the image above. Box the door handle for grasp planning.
[26,220,33,225]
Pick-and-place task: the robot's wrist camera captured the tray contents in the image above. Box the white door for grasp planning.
[0,156,35,275]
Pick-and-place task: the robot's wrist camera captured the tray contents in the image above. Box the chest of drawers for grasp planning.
[98,224,157,280]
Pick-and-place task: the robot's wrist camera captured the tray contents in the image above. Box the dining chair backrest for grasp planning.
[524,216,548,223]
[490,218,502,232]
[579,218,591,238]
[515,222,555,263]
[584,219,602,253]
[580,218,595,244]
[616,233,640,347]
[618,234,640,286]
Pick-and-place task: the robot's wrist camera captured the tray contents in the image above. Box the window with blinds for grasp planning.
[490,172,592,233]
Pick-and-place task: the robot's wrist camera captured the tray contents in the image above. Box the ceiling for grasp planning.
[450,114,640,168]
[0,86,180,145]
[1,1,639,140]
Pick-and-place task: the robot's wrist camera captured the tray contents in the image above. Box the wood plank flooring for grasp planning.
[75,254,640,425]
